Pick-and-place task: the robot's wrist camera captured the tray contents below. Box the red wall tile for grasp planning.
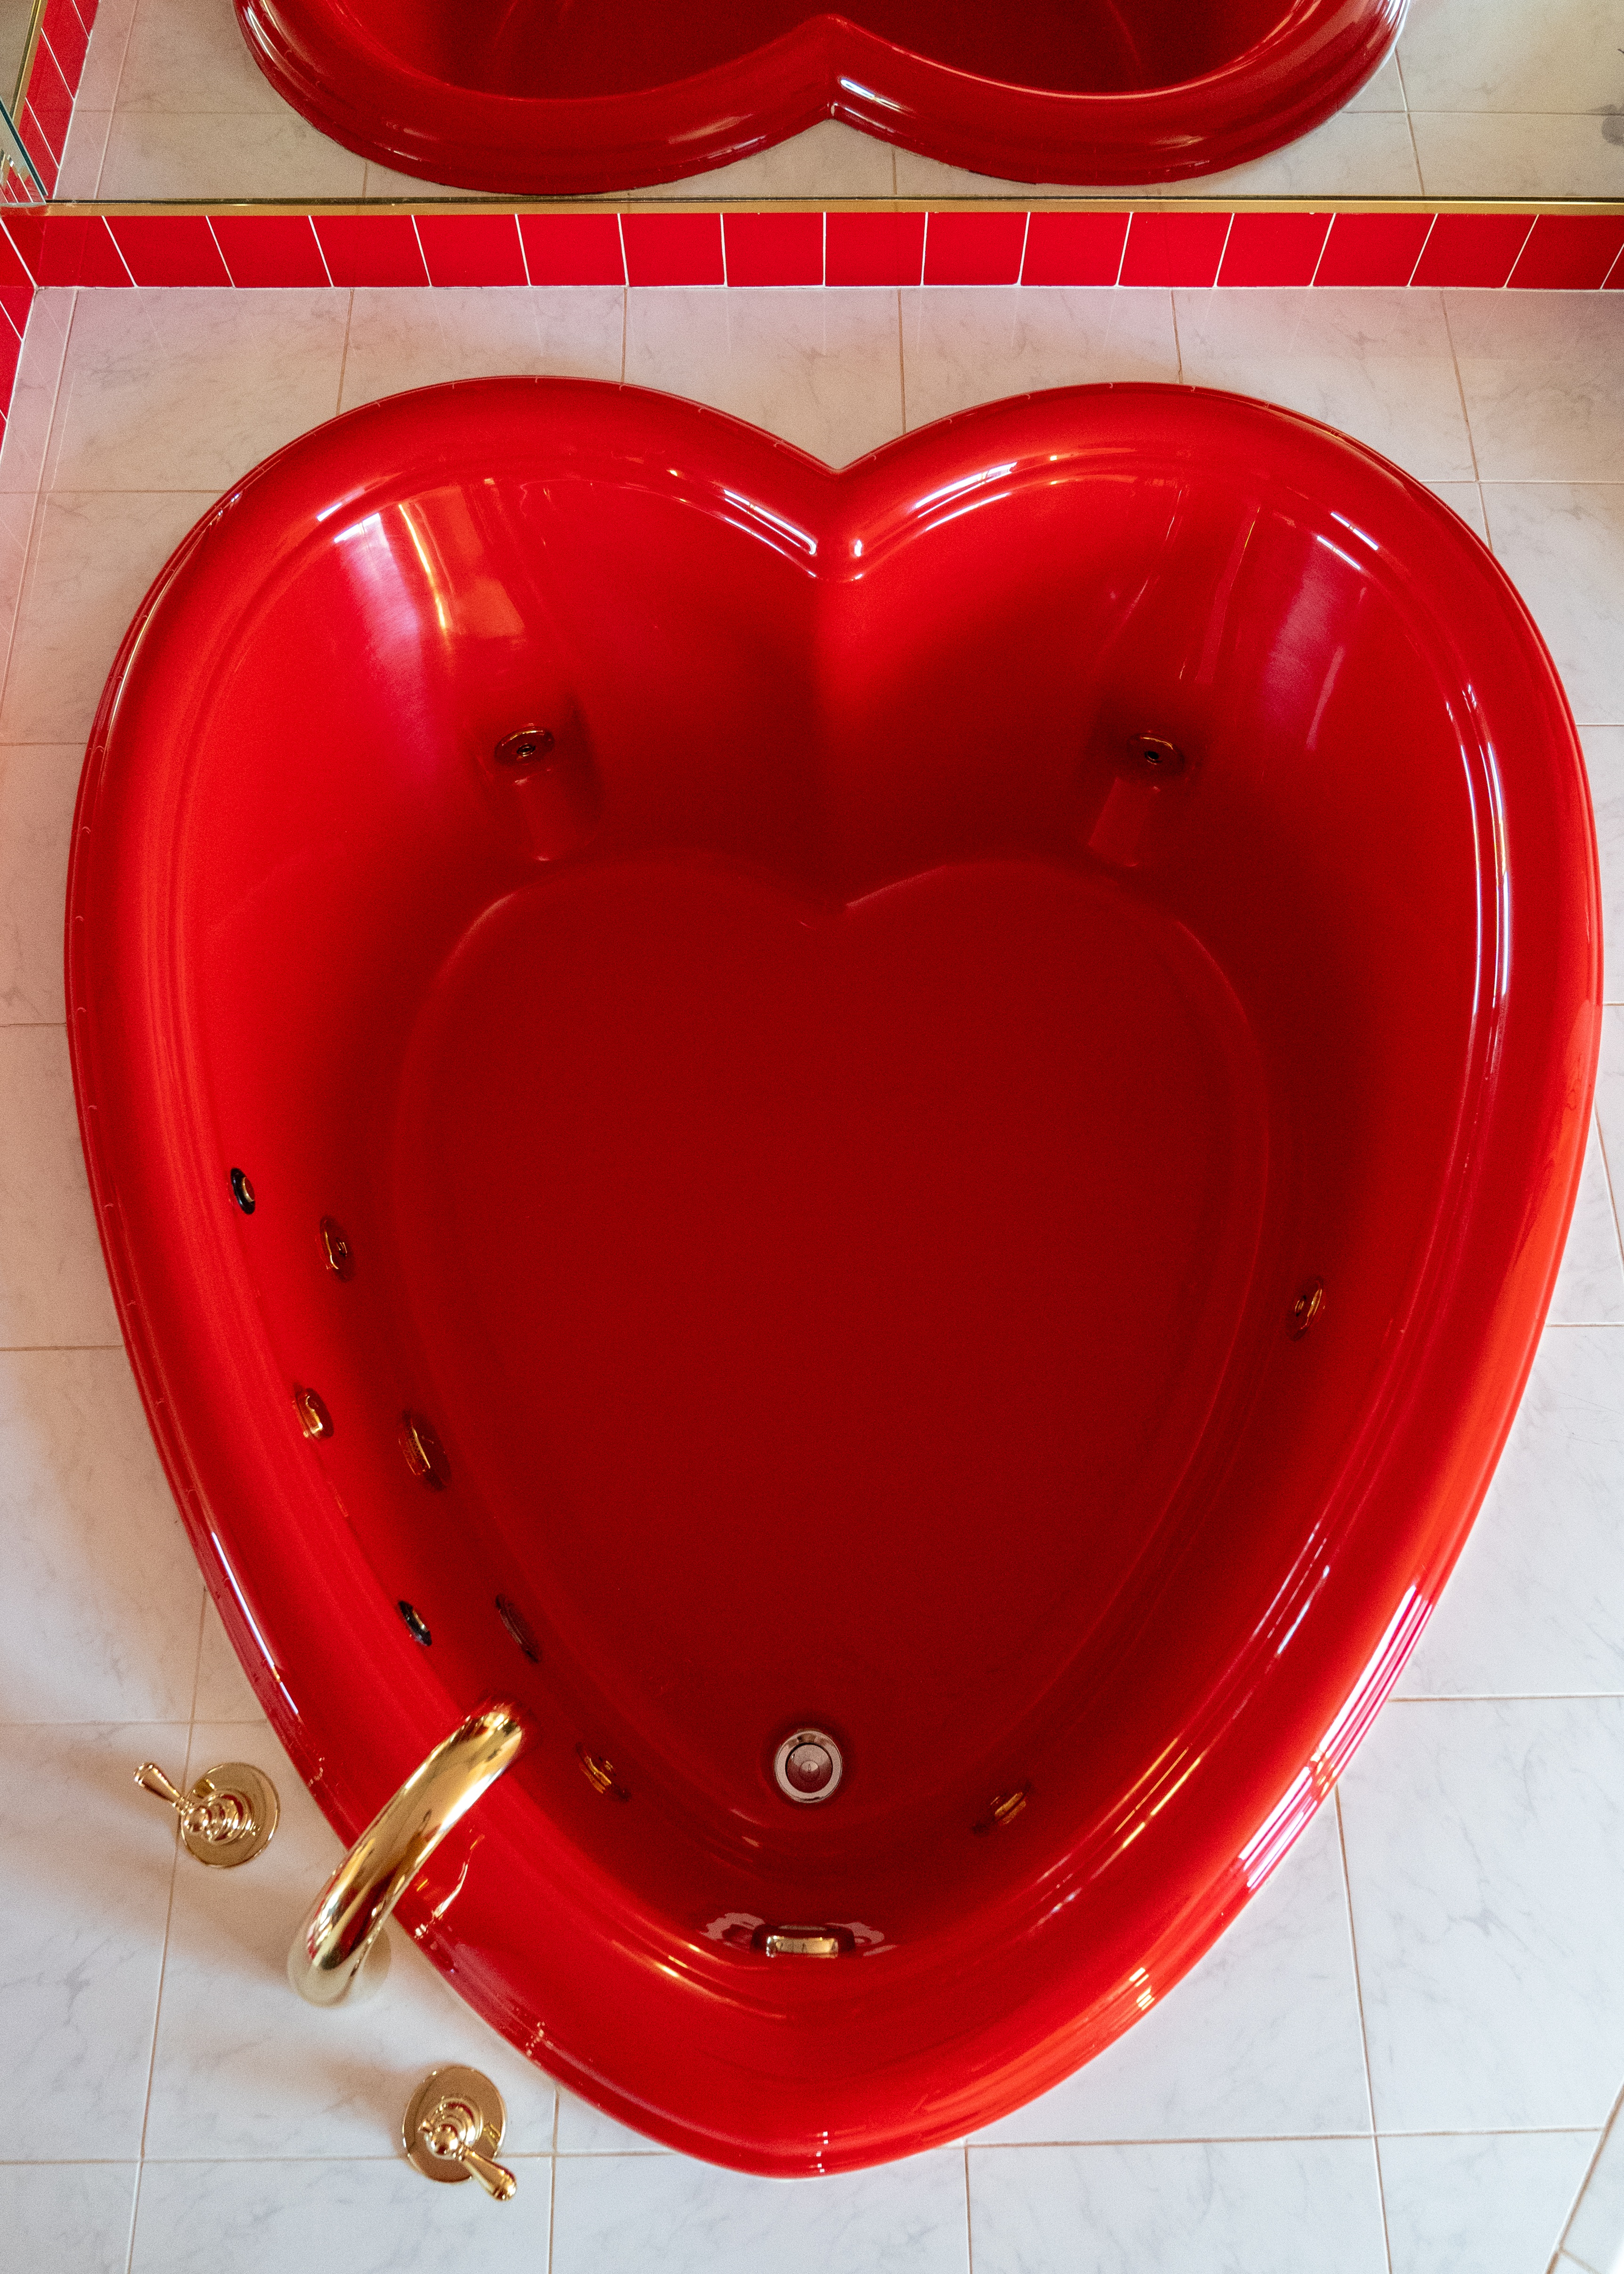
[1216,211,1330,286]
[41,0,90,94]
[416,213,526,286]
[1313,212,1433,286]
[1018,212,1128,285]
[18,105,58,195]
[1410,213,1535,288]
[0,312,21,412]
[25,41,73,163]
[621,212,724,285]
[1606,244,1624,290]
[312,214,430,287]
[518,213,625,286]
[1509,214,1624,290]
[723,211,822,286]
[923,211,1027,286]
[0,221,34,288]
[109,215,232,285]
[824,212,925,287]
[0,282,31,337]
[5,214,130,285]
[1118,211,1231,288]
[210,214,330,287]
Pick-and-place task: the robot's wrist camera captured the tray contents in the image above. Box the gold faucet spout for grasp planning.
[287,1703,526,2006]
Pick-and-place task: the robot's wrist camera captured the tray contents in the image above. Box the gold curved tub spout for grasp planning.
[288,1703,528,2007]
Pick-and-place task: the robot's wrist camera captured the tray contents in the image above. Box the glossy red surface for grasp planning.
[233,0,1405,192]
[68,379,1597,2174]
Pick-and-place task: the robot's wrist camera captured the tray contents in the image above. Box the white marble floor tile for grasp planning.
[1566,2093,1624,2272]
[117,0,285,113]
[972,1805,1369,2143]
[899,288,1179,433]
[1479,485,1624,727]
[0,744,78,1023]
[0,1723,182,2158]
[1398,0,1622,112]
[75,0,139,112]
[0,289,74,496]
[968,2139,1388,2274]
[144,1720,558,2162]
[1345,48,1407,111]
[1448,293,1624,485]
[1595,1011,1624,1195]
[1412,109,1624,198]
[97,105,367,199]
[1379,2128,1596,2274]
[551,2148,969,2274]
[1547,1126,1624,1325]
[193,1595,269,1721]
[44,289,349,496]
[1172,287,1475,483]
[624,287,904,469]
[0,2163,139,2274]
[338,286,623,415]
[556,2086,668,2155]
[0,490,216,744]
[1584,728,1624,1004]
[1428,479,1488,541]
[56,105,113,199]
[130,2156,555,2273]
[1340,1696,1624,2132]
[1561,2255,1608,2274]
[1194,107,1421,197]
[0,1348,201,1721]
[0,1023,120,1348]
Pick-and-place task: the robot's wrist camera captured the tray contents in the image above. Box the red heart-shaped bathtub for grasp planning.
[234,0,1405,192]
[69,379,1596,2173]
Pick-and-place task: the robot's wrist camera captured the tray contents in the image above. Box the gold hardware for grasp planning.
[136,1759,278,1866]
[1131,733,1186,777]
[751,1924,853,1957]
[575,1745,629,1801]
[1291,1279,1326,1338]
[399,1411,450,1489]
[294,1384,333,1439]
[287,1704,526,2006]
[973,1783,1031,1836]
[492,725,555,768]
[403,2066,516,2199]
[319,1216,354,1279]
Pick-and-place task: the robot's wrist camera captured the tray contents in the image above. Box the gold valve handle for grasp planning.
[135,1759,278,1866]
[403,2068,515,2198]
[135,1762,187,1810]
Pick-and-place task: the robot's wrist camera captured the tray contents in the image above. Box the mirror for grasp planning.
[23,0,1624,207]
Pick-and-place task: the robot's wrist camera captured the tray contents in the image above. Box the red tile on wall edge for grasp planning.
[1314,212,1433,286]
[825,211,924,287]
[1017,212,1128,285]
[416,212,526,286]
[0,222,33,288]
[210,214,330,287]
[4,214,129,286]
[1410,213,1534,289]
[622,212,724,286]
[19,107,59,195]
[312,213,429,287]
[0,313,21,409]
[1118,211,1230,288]
[43,2,90,98]
[1509,214,1624,289]
[723,211,822,286]
[26,44,73,163]
[518,213,625,286]
[109,215,232,286]
[923,211,1027,286]
[1217,211,1330,286]
[0,282,32,337]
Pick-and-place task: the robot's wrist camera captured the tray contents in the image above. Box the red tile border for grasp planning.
[311,214,429,288]
[415,212,526,286]
[923,211,1027,286]
[0,281,32,337]
[109,214,232,285]
[1017,212,1128,285]
[1313,211,1433,287]
[825,212,925,287]
[41,0,90,92]
[1216,211,1330,286]
[622,212,724,286]
[1410,212,1535,289]
[1118,211,1230,288]
[723,211,822,286]
[25,36,74,164]
[210,214,331,287]
[518,212,625,286]
[1508,213,1624,290]
[3,213,131,286]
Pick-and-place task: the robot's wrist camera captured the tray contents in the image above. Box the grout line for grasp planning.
[1168,286,1184,380]
[1437,288,1482,481]
[963,2141,975,2274]
[1551,2075,1624,2266]
[546,2143,557,2274]
[122,2158,143,2274]
[619,283,627,384]
[1589,1103,1624,1282]
[333,283,354,417]
[1335,1788,1393,2274]
[183,1587,206,1724]
[896,284,906,429]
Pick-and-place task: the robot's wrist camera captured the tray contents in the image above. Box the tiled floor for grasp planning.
[0,282,1623,2272]
[50,0,1624,204]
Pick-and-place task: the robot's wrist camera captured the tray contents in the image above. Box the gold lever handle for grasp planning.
[403,2067,516,2200]
[135,1759,278,1866]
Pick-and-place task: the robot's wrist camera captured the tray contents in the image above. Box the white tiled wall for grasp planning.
[0,281,1622,2271]
[53,0,1624,203]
